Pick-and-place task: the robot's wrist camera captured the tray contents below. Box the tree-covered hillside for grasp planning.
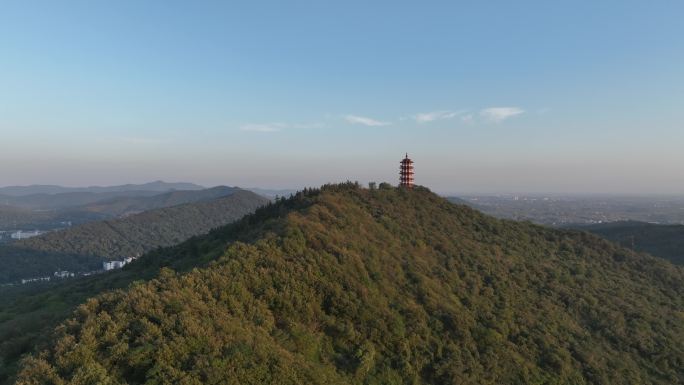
[573,221,684,265]
[0,213,256,385]
[12,184,683,384]
[0,190,268,283]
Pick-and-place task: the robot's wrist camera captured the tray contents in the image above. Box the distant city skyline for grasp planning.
[1,1,683,194]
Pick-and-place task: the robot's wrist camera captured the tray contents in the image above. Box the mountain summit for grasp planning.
[16,183,684,384]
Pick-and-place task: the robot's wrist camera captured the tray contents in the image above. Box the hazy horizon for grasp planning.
[2,1,683,195]
[4,178,684,198]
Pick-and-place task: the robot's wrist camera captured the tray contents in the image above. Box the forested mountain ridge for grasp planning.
[0,186,243,231]
[0,189,268,283]
[1,185,229,214]
[0,190,165,210]
[0,181,204,197]
[14,183,684,384]
[80,185,240,217]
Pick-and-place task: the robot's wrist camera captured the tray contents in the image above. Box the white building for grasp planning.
[103,258,135,271]
[11,230,43,240]
[54,271,74,278]
[21,277,50,284]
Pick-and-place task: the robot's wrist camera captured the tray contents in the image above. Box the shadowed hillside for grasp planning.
[572,221,684,265]
[6,184,684,384]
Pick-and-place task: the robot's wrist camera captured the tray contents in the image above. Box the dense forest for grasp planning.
[0,219,247,384]
[0,190,268,283]
[573,221,684,265]
[7,183,683,384]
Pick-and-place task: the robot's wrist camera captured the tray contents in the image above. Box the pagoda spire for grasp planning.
[399,153,415,188]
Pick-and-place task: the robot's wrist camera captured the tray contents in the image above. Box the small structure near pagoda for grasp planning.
[399,153,414,188]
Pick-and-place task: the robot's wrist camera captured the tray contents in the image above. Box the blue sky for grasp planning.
[1,1,683,194]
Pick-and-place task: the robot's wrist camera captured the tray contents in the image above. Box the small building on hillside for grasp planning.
[103,260,125,271]
[11,230,43,240]
[103,257,136,271]
[54,271,74,279]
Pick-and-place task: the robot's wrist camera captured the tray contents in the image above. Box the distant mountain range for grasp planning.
[244,187,298,198]
[78,186,241,217]
[0,181,210,211]
[0,190,169,210]
[0,182,297,212]
[0,181,205,197]
[0,185,246,231]
[0,189,268,283]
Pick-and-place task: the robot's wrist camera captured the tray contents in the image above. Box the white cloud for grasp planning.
[412,110,463,123]
[344,115,391,126]
[479,107,524,123]
[406,107,523,125]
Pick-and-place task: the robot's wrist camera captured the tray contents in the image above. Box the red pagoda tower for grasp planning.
[399,153,414,188]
